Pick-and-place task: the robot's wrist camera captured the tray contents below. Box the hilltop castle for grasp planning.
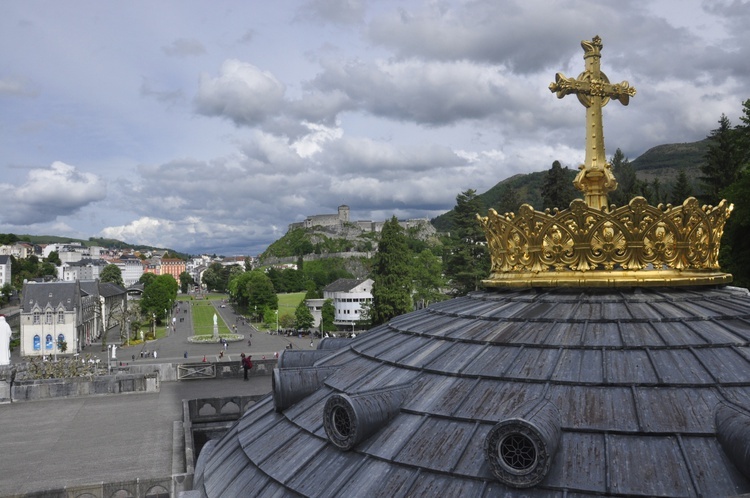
[287,204,435,236]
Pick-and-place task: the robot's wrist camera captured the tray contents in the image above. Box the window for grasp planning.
[57,311,65,324]
[45,311,53,325]
[45,334,53,350]
[33,335,41,351]
[33,312,40,325]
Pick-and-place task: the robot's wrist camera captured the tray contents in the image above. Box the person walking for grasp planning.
[241,353,253,380]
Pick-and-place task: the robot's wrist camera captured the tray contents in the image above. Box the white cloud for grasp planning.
[1,1,748,255]
[0,162,105,225]
[194,60,287,127]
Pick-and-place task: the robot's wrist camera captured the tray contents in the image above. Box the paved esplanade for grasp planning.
[116,299,319,365]
[0,300,319,496]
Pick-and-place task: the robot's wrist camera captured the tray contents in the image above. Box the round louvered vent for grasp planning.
[484,417,557,488]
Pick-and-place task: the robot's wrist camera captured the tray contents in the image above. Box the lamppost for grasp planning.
[275,310,278,335]
[254,305,257,326]
[152,313,156,339]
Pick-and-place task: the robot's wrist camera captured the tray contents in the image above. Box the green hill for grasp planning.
[431,139,711,233]
[629,139,710,184]
[2,233,184,258]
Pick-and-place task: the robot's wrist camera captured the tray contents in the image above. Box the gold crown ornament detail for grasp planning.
[480,36,733,288]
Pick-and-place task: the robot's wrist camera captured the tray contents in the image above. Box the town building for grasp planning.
[58,258,108,282]
[19,279,127,357]
[161,258,186,285]
[0,255,10,287]
[113,254,145,286]
[305,298,324,329]
[322,278,373,330]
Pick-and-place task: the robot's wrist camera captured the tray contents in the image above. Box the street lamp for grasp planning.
[275,310,278,335]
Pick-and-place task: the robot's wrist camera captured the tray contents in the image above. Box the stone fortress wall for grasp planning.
[288,204,435,237]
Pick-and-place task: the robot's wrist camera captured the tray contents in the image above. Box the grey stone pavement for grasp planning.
[0,299,321,497]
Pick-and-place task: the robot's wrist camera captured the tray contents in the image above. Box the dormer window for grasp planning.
[33,312,40,325]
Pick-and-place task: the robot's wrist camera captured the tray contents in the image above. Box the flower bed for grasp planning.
[187,334,244,344]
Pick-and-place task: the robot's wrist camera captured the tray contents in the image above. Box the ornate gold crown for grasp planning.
[480,36,733,288]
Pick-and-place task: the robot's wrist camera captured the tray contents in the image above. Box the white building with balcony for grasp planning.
[322,278,373,329]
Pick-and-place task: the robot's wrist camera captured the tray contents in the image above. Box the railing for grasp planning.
[177,362,216,380]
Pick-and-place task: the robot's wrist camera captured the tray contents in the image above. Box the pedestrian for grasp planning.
[241,353,252,380]
[154,351,157,359]
[202,355,207,362]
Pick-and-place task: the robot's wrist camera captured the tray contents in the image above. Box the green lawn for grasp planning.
[278,292,306,323]
[186,292,306,332]
[191,300,232,336]
[278,292,306,312]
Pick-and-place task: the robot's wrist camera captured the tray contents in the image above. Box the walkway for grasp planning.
[0,377,270,496]
[0,299,320,496]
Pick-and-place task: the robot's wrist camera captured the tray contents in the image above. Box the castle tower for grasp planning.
[338,205,350,223]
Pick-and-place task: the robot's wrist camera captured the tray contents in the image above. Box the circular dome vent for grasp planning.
[324,394,359,450]
[484,418,557,488]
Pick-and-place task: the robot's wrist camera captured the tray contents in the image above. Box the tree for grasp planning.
[321,299,336,333]
[294,301,315,330]
[721,170,750,287]
[179,271,194,294]
[246,271,278,312]
[263,308,279,332]
[412,249,446,308]
[0,283,13,305]
[541,160,579,210]
[100,264,124,287]
[649,178,666,205]
[493,184,521,215]
[201,262,230,293]
[701,114,743,205]
[139,272,157,288]
[670,169,693,204]
[443,190,490,296]
[140,274,178,322]
[608,148,638,206]
[45,250,61,266]
[736,98,750,170]
[370,216,413,326]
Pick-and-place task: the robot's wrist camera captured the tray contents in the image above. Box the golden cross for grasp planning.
[549,35,636,209]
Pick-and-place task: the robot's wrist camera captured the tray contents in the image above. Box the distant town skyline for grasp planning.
[1,1,748,255]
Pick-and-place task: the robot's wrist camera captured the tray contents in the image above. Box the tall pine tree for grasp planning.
[701,114,743,204]
[443,189,490,296]
[370,216,413,326]
[541,160,579,210]
[670,169,693,204]
[608,148,638,206]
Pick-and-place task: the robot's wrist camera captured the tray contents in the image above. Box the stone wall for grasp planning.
[10,372,159,402]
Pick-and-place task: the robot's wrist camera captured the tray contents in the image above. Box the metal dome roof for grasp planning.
[193,286,750,497]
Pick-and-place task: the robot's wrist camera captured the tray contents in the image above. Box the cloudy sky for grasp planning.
[1,1,748,256]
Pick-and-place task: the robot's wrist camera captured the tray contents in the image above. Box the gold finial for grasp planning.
[549,35,636,210]
[478,36,733,289]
